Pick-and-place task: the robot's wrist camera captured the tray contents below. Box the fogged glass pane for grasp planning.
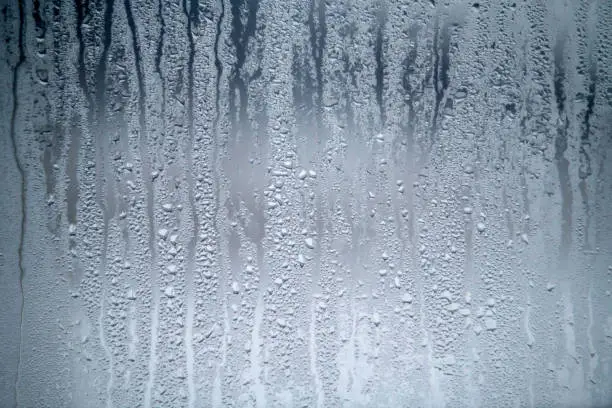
[1,0,611,407]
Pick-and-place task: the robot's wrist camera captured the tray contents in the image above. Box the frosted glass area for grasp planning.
[1,0,612,407]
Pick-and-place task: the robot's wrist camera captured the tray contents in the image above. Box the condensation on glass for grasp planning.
[1,0,611,407]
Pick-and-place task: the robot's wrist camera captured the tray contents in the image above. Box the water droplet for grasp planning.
[443,354,456,366]
[231,282,240,294]
[372,312,381,325]
[447,302,460,312]
[459,308,471,316]
[127,288,137,300]
[441,290,452,301]
[304,238,315,249]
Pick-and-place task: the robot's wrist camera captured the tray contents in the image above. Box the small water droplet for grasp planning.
[304,238,315,249]
[127,288,137,300]
[231,282,240,294]
[372,312,381,325]
[447,302,460,312]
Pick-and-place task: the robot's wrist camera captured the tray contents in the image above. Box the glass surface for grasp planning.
[1,0,611,406]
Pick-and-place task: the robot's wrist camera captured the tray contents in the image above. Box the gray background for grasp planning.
[1,0,612,406]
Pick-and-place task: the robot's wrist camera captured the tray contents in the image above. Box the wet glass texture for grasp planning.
[1,0,612,407]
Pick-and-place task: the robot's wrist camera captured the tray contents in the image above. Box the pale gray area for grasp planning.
[1,0,612,407]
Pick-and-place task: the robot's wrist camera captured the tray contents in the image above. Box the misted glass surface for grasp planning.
[1,0,612,406]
